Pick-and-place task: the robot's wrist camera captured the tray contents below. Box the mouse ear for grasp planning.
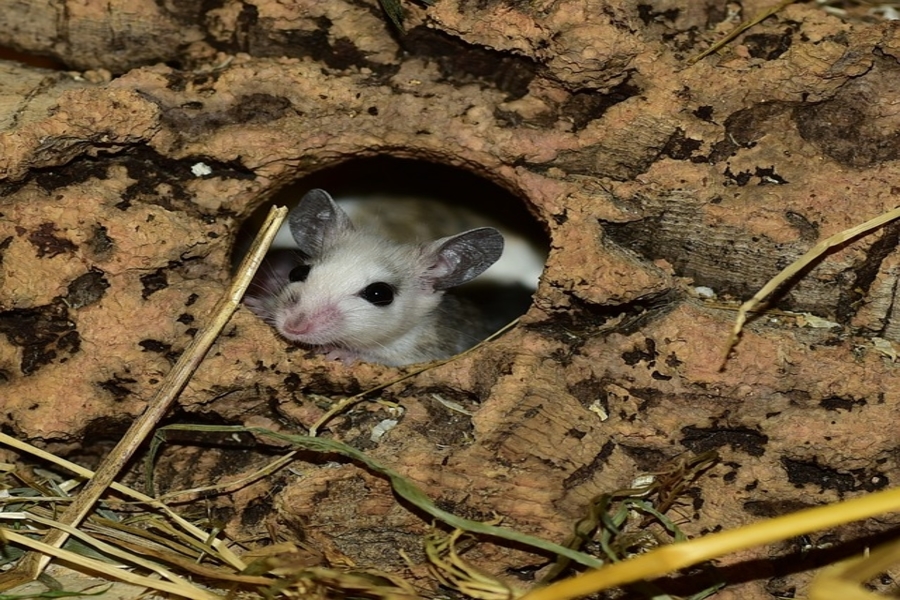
[422,227,504,290]
[288,189,354,257]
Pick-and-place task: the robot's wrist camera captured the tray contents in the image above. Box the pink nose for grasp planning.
[283,314,313,335]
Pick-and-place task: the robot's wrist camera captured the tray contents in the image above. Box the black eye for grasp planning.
[288,265,311,282]
[361,282,394,306]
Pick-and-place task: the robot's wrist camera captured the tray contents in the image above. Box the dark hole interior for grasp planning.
[272,156,545,239]
[0,45,66,70]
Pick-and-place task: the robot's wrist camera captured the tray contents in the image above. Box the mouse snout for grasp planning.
[280,305,341,341]
[283,313,315,336]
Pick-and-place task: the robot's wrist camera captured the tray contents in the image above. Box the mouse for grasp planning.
[244,188,506,366]
[269,194,545,291]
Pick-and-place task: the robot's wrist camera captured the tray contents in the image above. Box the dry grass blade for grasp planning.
[240,542,420,598]
[0,528,221,600]
[721,205,900,368]
[309,318,520,436]
[809,538,900,600]
[520,486,900,600]
[85,513,253,575]
[156,451,297,503]
[84,533,272,586]
[244,547,421,600]
[425,528,519,600]
[0,206,287,589]
[0,431,244,570]
[4,513,201,588]
[690,0,798,63]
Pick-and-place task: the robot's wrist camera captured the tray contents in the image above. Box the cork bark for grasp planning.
[1,1,899,597]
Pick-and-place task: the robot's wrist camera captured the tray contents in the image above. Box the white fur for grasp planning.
[271,196,543,289]
[279,232,443,360]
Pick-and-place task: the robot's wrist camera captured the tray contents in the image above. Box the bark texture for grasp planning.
[1,1,899,597]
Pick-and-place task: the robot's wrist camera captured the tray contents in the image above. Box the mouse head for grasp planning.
[271,189,504,362]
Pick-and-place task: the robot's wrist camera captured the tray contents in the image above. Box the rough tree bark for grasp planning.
[1,0,899,597]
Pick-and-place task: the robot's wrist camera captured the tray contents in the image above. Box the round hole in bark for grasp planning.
[0,45,67,70]
[236,156,547,366]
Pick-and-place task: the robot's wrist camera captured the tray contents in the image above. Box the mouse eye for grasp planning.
[288,265,311,282]
[361,282,395,306]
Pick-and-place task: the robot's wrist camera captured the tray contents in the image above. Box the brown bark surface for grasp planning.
[1,1,899,597]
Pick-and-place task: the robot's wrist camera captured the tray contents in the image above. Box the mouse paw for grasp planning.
[323,348,359,364]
